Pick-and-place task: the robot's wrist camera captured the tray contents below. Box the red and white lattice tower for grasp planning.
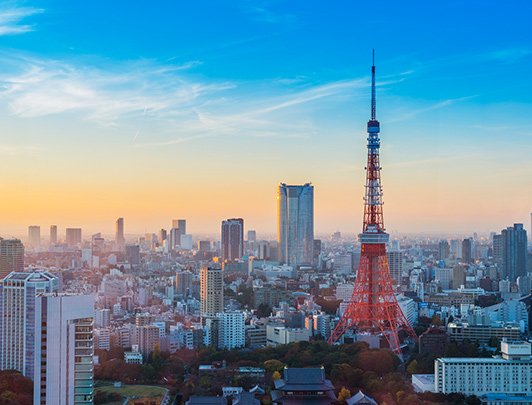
[328,53,417,354]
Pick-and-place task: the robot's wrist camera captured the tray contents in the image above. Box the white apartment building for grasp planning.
[34,293,94,405]
[94,328,111,351]
[435,340,532,396]
[94,308,110,327]
[218,311,245,349]
[0,271,58,378]
[336,283,355,302]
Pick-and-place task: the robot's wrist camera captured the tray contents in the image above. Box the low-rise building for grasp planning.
[266,325,310,346]
[435,340,532,396]
[447,322,521,345]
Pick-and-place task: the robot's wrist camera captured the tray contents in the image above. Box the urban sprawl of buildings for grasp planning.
[2,198,532,403]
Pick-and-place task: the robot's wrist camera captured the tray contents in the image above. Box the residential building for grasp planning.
[218,311,245,349]
[176,271,193,296]
[277,183,314,266]
[462,238,473,263]
[439,240,450,261]
[387,250,403,285]
[201,267,223,318]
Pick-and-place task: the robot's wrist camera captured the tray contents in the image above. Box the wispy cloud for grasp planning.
[0,52,415,147]
[481,48,531,63]
[388,96,476,122]
[0,2,43,35]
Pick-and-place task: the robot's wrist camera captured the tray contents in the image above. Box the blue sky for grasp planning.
[0,0,531,237]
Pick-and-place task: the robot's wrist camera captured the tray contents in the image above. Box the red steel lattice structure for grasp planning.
[328,53,417,354]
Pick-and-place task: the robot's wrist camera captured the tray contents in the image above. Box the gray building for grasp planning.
[277,183,314,266]
[501,224,527,281]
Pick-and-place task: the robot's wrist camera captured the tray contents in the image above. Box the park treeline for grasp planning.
[95,341,481,405]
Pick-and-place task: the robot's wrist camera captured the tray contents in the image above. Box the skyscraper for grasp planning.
[221,218,244,261]
[247,230,256,242]
[0,271,59,377]
[501,223,528,281]
[50,225,58,245]
[33,293,94,405]
[0,238,24,280]
[439,240,450,261]
[66,228,82,247]
[461,238,473,263]
[115,218,125,247]
[277,183,314,266]
[28,225,41,250]
[170,219,186,249]
[200,267,223,318]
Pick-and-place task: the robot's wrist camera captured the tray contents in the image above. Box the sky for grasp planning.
[0,0,531,239]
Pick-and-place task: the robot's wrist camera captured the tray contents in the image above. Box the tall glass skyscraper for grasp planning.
[277,183,314,266]
[501,223,528,281]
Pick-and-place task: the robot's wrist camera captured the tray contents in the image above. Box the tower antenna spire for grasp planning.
[371,49,376,120]
[327,52,418,355]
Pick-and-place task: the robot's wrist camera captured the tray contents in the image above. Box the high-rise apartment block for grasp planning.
[50,225,58,245]
[0,271,59,377]
[277,183,314,266]
[387,250,403,285]
[221,218,244,261]
[200,267,223,318]
[66,228,82,247]
[28,225,41,250]
[501,223,527,281]
[33,293,94,405]
[0,238,24,280]
[115,218,125,247]
[176,271,193,296]
[217,311,245,349]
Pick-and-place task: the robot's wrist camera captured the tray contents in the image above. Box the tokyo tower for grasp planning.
[328,52,417,354]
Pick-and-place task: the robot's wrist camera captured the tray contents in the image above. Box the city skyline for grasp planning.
[1,1,532,236]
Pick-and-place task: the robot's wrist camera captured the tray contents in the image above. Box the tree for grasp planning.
[272,371,281,381]
[406,359,419,375]
[489,336,500,348]
[431,315,443,326]
[338,387,351,404]
[264,359,285,373]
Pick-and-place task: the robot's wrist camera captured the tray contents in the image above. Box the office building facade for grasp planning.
[66,228,82,247]
[50,225,58,245]
[33,293,94,405]
[277,183,314,266]
[115,218,125,247]
[28,225,41,250]
[0,271,59,377]
[0,238,24,280]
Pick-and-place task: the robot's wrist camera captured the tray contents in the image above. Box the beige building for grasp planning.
[201,267,223,317]
[266,325,310,346]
